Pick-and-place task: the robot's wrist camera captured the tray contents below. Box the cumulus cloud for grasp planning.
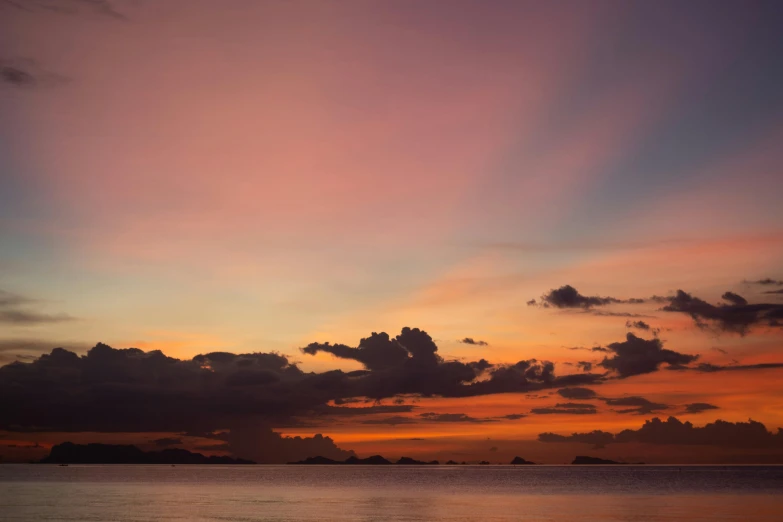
[598,333,698,377]
[537,430,615,449]
[557,387,597,400]
[661,290,783,335]
[539,416,783,448]
[0,328,605,436]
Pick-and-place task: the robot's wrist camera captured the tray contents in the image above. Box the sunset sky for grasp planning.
[2,0,783,464]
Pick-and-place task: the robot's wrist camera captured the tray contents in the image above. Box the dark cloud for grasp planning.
[683,403,720,414]
[588,311,652,318]
[498,413,526,420]
[661,290,783,335]
[0,289,75,325]
[598,333,698,377]
[763,289,783,295]
[691,362,783,373]
[0,310,74,325]
[539,416,783,448]
[625,320,651,330]
[625,320,661,337]
[0,339,87,366]
[557,387,597,400]
[721,292,748,306]
[324,404,414,416]
[537,430,615,449]
[576,361,592,372]
[151,437,182,448]
[0,59,68,89]
[532,285,657,312]
[602,396,670,415]
[0,328,605,437]
[1,65,36,87]
[531,403,598,415]
[536,285,636,309]
[419,412,496,423]
[746,278,783,286]
[222,424,355,464]
[1,0,127,19]
[306,328,602,400]
[361,416,418,426]
[459,337,488,346]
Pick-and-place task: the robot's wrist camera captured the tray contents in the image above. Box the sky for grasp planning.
[1,0,783,464]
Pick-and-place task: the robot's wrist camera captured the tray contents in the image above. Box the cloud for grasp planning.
[0,310,75,325]
[537,430,615,449]
[661,290,783,335]
[419,412,496,423]
[498,413,526,420]
[534,285,646,309]
[625,320,651,330]
[557,387,597,400]
[721,292,748,306]
[0,59,69,89]
[361,416,418,425]
[575,361,593,372]
[0,289,75,325]
[763,289,783,295]
[0,290,75,325]
[682,403,720,414]
[539,416,783,448]
[531,403,598,415]
[0,339,88,366]
[220,424,356,464]
[602,396,670,415]
[1,65,36,87]
[598,333,698,377]
[305,328,602,400]
[151,437,182,447]
[459,337,488,346]
[691,362,783,373]
[746,278,783,286]
[0,328,605,435]
[1,0,127,20]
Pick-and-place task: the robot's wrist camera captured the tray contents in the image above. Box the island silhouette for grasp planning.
[41,442,254,465]
[40,444,630,466]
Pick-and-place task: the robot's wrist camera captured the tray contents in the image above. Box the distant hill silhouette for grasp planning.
[290,455,442,465]
[571,455,622,465]
[289,455,392,465]
[510,456,536,465]
[41,442,254,464]
[396,456,439,465]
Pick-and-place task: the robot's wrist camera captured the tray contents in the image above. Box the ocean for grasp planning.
[2,464,782,521]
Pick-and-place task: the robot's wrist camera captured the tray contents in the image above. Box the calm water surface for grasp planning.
[2,465,782,521]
